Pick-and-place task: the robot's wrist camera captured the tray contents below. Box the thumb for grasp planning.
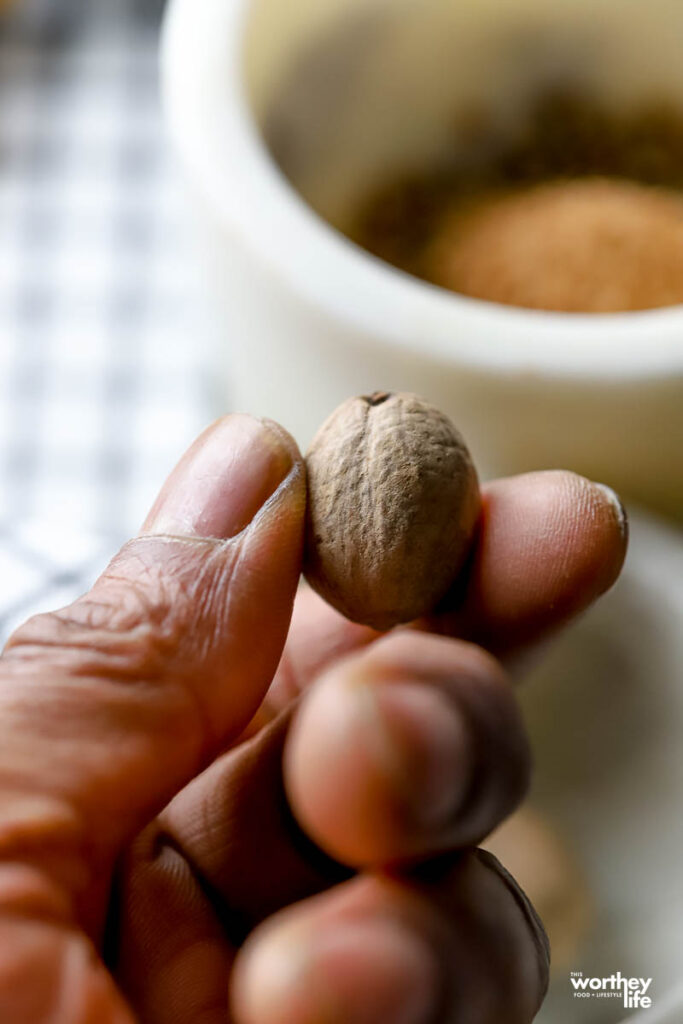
[0,414,305,925]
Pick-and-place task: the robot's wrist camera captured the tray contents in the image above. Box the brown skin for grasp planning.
[0,415,627,1024]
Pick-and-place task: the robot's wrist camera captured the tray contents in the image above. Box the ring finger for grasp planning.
[232,849,549,1024]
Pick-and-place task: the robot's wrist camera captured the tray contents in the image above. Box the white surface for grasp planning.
[160,0,683,519]
[0,0,210,540]
[523,513,683,1022]
[0,0,211,631]
[630,981,683,1024]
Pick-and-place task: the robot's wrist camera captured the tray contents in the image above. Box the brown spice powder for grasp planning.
[425,177,683,312]
[353,91,683,312]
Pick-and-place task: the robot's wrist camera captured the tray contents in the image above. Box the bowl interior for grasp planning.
[521,514,683,1022]
[162,0,683,377]
[243,0,683,232]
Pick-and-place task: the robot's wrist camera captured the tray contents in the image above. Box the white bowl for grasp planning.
[521,512,683,1021]
[160,0,683,519]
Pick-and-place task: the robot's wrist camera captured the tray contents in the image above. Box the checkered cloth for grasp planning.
[0,0,216,640]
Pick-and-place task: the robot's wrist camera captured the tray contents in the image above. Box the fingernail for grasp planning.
[363,682,472,830]
[476,848,551,1000]
[593,483,629,544]
[237,919,439,1024]
[142,415,296,538]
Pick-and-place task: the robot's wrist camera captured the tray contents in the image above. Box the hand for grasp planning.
[0,414,627,1024]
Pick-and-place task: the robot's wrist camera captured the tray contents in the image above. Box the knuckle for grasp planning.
[3,537,237,684]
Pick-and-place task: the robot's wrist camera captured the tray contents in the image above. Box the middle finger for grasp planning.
[285,631,530,866]
[126,630,527,952]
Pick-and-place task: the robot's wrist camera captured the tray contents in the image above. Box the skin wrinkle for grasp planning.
[205,540,247,673]
[0,685,203,925]
[4,592,183,683]
[0,669,212,777]
[217,462,305,664]
[149,708,351,948]
[255,460,305,534]
[146,830,238,946]
[0,663,212,786]
[110,546,208,621]
[0,441,626,1024]
[134,542,242,675]
[150,827,249,952]
[1,635,166,680]
[179,544,241,670]
[149,939,230,1024]
[0,641,216,932]
[0,417,310,1024]
[1,540,247,769]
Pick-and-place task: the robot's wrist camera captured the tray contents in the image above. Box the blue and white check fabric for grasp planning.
[0,0,215,641]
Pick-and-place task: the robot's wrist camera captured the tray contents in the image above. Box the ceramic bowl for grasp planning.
[161,0,683,518]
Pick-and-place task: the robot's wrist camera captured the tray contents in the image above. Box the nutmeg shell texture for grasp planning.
[304,392,481,630]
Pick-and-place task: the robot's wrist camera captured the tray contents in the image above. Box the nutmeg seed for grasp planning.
[304,392,481,630]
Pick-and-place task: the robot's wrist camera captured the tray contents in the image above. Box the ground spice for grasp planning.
[353,91,683,312]
[425,177,683,312]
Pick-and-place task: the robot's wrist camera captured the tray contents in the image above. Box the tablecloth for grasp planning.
[0,0,213,640]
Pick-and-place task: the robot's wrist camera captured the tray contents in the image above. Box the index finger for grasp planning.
[267,470,628,711]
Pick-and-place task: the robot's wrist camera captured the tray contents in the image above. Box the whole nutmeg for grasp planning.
[304,392,480,630]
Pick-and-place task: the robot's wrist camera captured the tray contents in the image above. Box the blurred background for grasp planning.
[0,2,681,1021]
[0,0,210,638]
[0,0,681,642]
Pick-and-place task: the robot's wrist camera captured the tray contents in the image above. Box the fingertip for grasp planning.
[233,862,548,1024]
[142,413,304,540]
[285,633,529,866]
[285,661,471,864]
[460,469,629,653]
[257,417,304,469]
[232,910,438,1024]
[550,471,628,592]
[587,480,629,583]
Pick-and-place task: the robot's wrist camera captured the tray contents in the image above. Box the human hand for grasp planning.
[0,414,627,1024]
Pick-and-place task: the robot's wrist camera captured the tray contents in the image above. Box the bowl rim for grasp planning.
[160,0,683,380]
